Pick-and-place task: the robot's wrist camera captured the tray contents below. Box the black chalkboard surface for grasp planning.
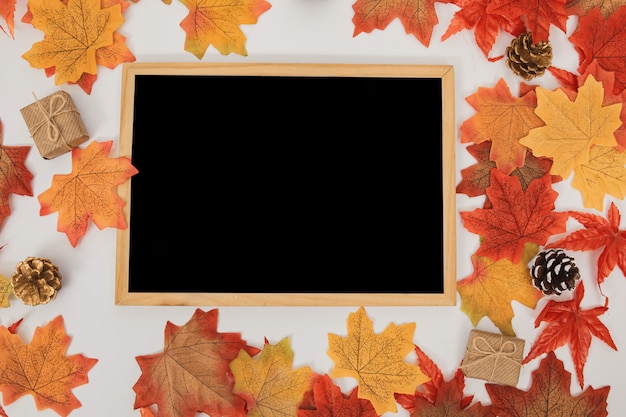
[115,62,456,306]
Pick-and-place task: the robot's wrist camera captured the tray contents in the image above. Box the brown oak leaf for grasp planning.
[0,315,98,417]
[38,140,138,247]
[487,351,610,416]
[133,308,261,417]
[460,170,568,264]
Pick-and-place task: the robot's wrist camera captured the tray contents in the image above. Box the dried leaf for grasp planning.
[0,275,11,308]
[519,76,622,179]
[488,351,610,416]
[327,306,430,415]
[38,140,138,247]
[21,0,125,86]
[178,0,271,58]
[457,242,543,336]
[133,308,261,417]
[0,315,98,416]
[460,170,568,264]
[230,337,313,417]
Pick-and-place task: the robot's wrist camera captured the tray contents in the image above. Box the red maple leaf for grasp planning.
[352,0,452,47]
[569,6,626,96]
[396,344,447,409]
[486,0,568,42]
[460,169,568,263]
[522,282,617,389]
[488,351,609,416]
[546,201,626,286]
[441,0,525,60]
[297,374,379,417]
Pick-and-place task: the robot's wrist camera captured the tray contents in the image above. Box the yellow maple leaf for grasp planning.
[327,306,429,415]
[572,145,626,211]
[230,337,313,417]
[21,0,124,85]
[0,275,11,308]
[457,242,543,336]
[179,0,272,58]
[519,76,622,178]
[38,140,138,247]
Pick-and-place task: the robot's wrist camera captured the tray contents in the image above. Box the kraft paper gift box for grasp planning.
[20,90,89,159]
[461,329,525,386]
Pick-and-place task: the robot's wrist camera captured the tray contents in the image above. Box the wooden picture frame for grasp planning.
[115,62,456,306]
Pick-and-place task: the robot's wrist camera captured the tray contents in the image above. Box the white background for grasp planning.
[0,1,625,416]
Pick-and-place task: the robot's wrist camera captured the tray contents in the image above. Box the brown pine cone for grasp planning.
[11,257,62,306]
[506,32,552,81]
[530,249,580,295]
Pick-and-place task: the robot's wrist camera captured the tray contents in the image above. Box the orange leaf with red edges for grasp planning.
[460,170,568,264]
[0,0,16,38]
[298,374,379,417]
[352,0,452,47]
[0,122,34,231]
[0,315,98,417]
[460,78,544,175]
[178,0,271,58]
[546,202,626,285]
[488,351,609,416]
[570,6,626,95]
[565,0,626,18]
[38,140,138,247]
[523,282,617,389]
[133,308,261,417]
[486,0,568,42]
[441,0,525,60]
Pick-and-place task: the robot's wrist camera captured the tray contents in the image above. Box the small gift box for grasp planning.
[461,329,525,386]
[20,90,89,159]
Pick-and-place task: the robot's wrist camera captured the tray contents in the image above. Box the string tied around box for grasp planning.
[461,334,521,383]
[30,92,76,151]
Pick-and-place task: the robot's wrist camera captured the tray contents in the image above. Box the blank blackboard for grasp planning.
[115,62,456,306]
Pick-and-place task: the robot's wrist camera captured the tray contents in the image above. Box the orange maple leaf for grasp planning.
[133,308,261,417]
[0,122,34,230]
[352,0,451,47]
[546,202,626,286]
[572,145,626,211]
[460,170,568,264]
[0,315,98,417]
[522,282,617,389]
[457,242,543,336]
[21,0,125,86]
[298,373,379,417]
[0,0,15,38]
[486,0,568,42]
[177,0,272,58]
[230,337,313,417]
[519,77,622,179]
[487,351,610,416]
[327,306,430,415]
[565,0,626,18]
[38,140,138,247]
[460,78,545,174]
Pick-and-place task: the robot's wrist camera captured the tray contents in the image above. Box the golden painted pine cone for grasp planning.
[11,257,62,306]
[506,32,552,80]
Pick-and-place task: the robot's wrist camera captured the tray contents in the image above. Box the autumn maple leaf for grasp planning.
[177,0,272,58]
[0,123,34,230]
[230,337,313,417]
[38,140,138,247]
[457,242,543,335]
[486,0,568,42]
[565,0,625,18]
[546,202,626,285]
[570,6,626,95]
[327,306,430,415]
[352,0,452,47]
[298,374,379,417]
[522,282,617,389]
[21,0,125,86]
[460,78,544,175]
[460,170,568,264]
[488,351,610,416]
[441,0,525,60]
[133,308,261,417]
[519,76,622,179]
[0,315,98,417]
[0,0,15,38]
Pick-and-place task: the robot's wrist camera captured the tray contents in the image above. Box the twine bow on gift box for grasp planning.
[30,92,75,152]
[461,330,524,386]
